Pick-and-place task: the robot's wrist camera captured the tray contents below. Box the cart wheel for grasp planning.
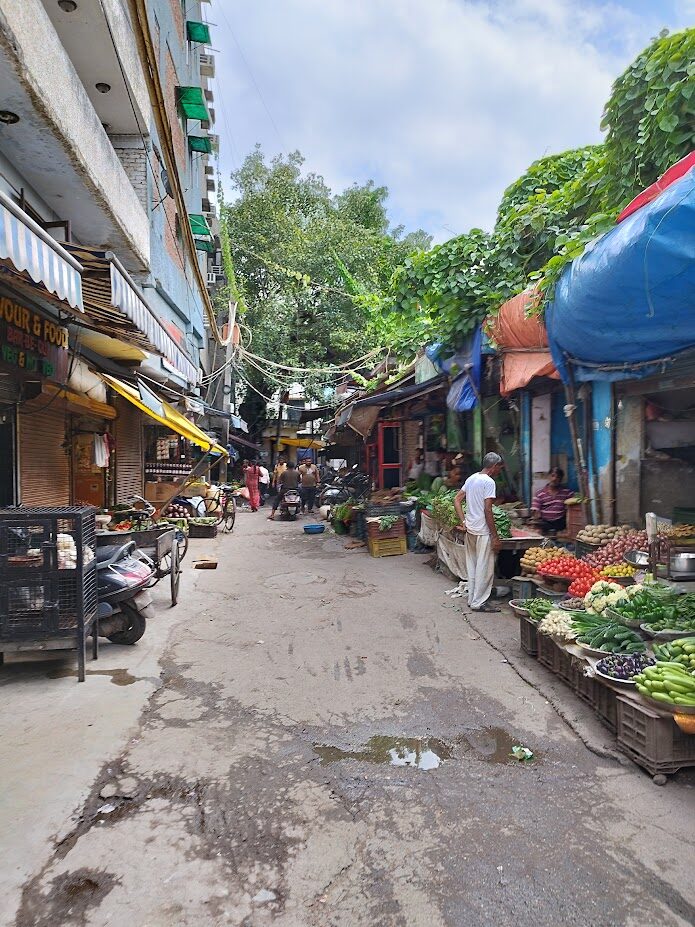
[176,528,189,563]
[224,498,236,533]
[170,538,180,607]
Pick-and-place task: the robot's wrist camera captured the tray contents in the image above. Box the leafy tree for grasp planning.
[219,148,430,430]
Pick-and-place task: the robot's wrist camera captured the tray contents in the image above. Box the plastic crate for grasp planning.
[594,679,618,733]
[556,645,577,687]
[575,668,598,706]
[188,523,218,538]
[519,615,538,656]
[512,576,538,600]
[536,585,567,603]
[616,695,695,776]
[575,540,600,560]
[366,518,405,541]
[537,633,560,673]
[368,536,407,558]
[365,501,401,518]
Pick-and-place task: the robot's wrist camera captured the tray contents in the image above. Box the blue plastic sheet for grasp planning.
[426,327,482,411]
[545,167,695,382]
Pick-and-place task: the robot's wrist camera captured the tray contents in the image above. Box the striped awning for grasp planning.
[65,245,198,385]
[0,189,83,310]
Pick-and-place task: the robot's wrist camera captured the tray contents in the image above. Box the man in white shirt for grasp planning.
[258,463,270,505]
[454,452,504,612]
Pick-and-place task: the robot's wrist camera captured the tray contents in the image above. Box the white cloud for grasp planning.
[213,0,688,240]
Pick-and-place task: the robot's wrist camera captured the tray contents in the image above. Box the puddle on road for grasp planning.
[315,736,452,769]
[46,667,137,686]
[314,728,536,770]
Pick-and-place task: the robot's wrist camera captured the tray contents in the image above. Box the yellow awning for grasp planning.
[102,374,228,456]
[272,436,325,449]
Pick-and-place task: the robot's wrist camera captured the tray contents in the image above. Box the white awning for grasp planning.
[0,189,83,310]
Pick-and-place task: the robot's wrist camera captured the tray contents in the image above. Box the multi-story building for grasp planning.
[0,0,222,507]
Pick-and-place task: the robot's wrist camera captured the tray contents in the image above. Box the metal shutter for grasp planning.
[18,406,71,506]
[114,397,143,503]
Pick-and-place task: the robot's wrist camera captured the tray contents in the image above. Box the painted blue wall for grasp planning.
[550,391,580,492]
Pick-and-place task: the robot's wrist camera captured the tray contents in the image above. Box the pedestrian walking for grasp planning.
[298,458,319,513]
[454,452,504,612]
[258,463,270,505]
[243,459,261,513]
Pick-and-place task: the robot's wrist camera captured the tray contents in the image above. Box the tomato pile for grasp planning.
[538,556,599,596]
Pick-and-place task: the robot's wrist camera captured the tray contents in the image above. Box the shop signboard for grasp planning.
[0,293,69,383]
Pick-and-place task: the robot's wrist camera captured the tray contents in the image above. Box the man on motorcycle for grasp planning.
[268,461,300,520]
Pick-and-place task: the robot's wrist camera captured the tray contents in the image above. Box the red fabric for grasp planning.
[486,289,560,395]
[617,151,695,223]
[244,466,261,511]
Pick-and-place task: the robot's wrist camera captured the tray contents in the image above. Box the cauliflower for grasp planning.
[584,580,627,614]
[538,610,577,642]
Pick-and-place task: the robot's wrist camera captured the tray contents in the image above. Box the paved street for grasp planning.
[2,513,695,927]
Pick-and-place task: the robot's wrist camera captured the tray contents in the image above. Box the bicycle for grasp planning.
[196,484,237,532]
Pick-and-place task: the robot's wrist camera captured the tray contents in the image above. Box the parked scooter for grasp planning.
[96,540,156,645]
[279,489,302,520]
[318,465,370,507]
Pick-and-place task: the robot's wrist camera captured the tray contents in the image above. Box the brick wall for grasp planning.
[169,0,184,41]
[112,137,149,211]
[164,46,187,174]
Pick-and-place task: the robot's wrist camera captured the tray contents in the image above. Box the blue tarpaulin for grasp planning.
[426,327,482,411]
[545,166,695,383]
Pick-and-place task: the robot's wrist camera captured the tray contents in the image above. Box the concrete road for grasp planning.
[2,513,695,927]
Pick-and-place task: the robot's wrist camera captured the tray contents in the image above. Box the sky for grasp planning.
[211,0,694,242]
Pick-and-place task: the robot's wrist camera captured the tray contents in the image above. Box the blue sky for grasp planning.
[211,1,693,241]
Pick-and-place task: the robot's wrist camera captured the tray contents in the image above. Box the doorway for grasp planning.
[0,408,16,506]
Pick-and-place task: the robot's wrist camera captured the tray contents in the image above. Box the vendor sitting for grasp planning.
[531,467,574,534]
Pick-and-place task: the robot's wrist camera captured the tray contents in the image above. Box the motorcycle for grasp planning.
[96,540,156,645]
[318,465,370,507]
[279,489,302,520]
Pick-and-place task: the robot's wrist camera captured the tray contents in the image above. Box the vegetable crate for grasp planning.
[188,523,218,539]
[537,633,560,673]
[512,576,537,600]
[519,615,539,657]
[368,536,407,558]
[574,669,597,707]
[616,695,695,776]
[575,540,600,560]
[566,504,587,541]
[594,679,618,733]
[366,518,405,541]
[0,506,98,681]
[365,502,401,518]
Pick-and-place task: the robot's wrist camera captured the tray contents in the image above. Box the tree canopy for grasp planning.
[377,27,695,355]
[218,148,430,429]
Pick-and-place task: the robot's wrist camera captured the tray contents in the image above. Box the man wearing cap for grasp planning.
[454,452,504,612]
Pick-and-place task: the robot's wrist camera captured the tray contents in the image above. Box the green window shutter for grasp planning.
[186,21,211,44]
[188,135,213,154]
[189,214,212,237]
[194,239,215,253]
[177,86,209,122]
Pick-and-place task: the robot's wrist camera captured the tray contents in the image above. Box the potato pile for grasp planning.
[520,545,565,575]
[665,524,695,539]
[576,524,632,546]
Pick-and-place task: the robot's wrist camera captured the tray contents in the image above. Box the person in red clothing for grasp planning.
[243,459,261,512]
[531,467,573,534]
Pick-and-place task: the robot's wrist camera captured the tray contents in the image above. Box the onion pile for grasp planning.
[583,531,648,569]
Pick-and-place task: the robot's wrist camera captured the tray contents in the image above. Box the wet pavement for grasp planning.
[2,512,695,926]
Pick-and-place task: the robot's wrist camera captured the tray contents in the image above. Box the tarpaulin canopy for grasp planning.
[102,374,227,456]
[271,436,324,449]
[188,135,213,154]
[486,289,559,395]
[617,151,695,223]
[427,329,482,411]
[546,164,695,383]
[177,86,209,122]
[186,20,211,44]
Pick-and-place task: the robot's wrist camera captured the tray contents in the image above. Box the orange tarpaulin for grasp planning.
[486,289,559,395]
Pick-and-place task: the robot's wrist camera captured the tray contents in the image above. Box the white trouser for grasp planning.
[464,532,494,609]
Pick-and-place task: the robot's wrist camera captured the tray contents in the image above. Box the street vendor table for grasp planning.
[453,525,545,551]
